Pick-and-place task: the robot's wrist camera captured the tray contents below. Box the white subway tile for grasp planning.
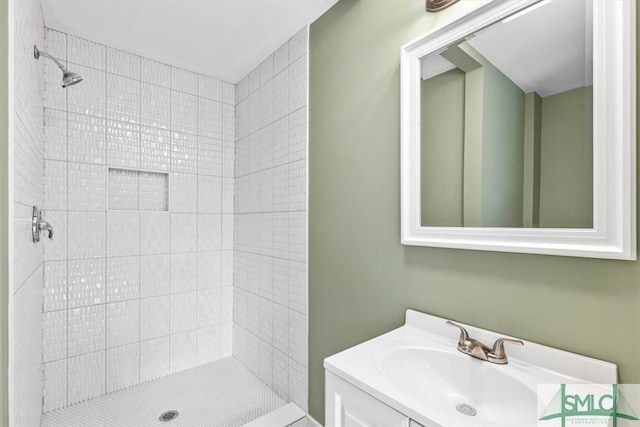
[107,48,140,79]
[44,108,67,161]
[107,300,140,348]
[171,91,198,135]
[197,137,222,177]
[170,331,196,373]
[44,61,66,111]
[273,42,289,76]
[67,65,106,117]
[140,126,171,171]
[140,212,170,255]
[198,75,222,101]
[196,325,221,365]
[107,211,140,257]
[67,211,105,259]
[170,173,197,213]
[107,343,140,392]
[107,120,140,169]
[68,258,105,308]
[198,98,222,139]
[222,82,235,105]
[170,253,197,294]
[67,113,106,164]
[44,160,67,211]
[68,305,105,356]
[44,261,67,312]
[197,175,221,213]
[221,322,232,357]
[171,68,198,95]
[141,83,170,129]
[45,29,66,63]
[197,287,220,328]
[171,131,198,174]
[107,74,141,123]
[140,254,170,298]
[140,336,170,382]
[140,296,170,341]
[197,251,221,289]
[171,213,197,253]
[68,351,106,405]
[68,163,106,211]
[68,36,105,69]
[44,210,68,261]
[43,359,67,412]
[289,28,308,64]
[197,214,221,252]
[43,310,67,362]
[141,58,170,87]
[170,291,197,334]
[106,256,140,303]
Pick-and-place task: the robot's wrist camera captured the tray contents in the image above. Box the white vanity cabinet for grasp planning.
[325,372,425,427]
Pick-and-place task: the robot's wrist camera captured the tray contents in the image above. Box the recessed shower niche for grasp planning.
[108,168,168,211]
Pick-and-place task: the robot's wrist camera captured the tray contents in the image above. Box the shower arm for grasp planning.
[33,46,68,72]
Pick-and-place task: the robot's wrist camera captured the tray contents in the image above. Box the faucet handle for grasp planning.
[488,338,524,364]
[445,320,469,347]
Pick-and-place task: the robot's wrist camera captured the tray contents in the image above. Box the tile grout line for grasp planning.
[103,43,108,399]
[64,30,70,410]
[138,52,143,388]
[168,65,172,375]
[195,68,199,366]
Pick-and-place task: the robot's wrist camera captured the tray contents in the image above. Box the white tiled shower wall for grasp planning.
[11,0,45,425]
[233,28,309,411]
[41,29,236,411]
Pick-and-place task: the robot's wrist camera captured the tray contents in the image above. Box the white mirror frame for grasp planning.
[401,0,636,260]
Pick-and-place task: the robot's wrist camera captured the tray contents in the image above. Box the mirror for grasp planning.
[420,0,593,228]
[401,0,635,259]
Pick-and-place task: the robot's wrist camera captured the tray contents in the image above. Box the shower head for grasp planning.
[34,45,83,88]
[62,70,83,88]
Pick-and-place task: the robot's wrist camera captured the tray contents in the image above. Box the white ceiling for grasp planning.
[467,0,592,97]
[40,0,338,83]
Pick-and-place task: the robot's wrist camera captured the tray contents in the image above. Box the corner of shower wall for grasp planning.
[10,0,45,425]
[232,25,309,412]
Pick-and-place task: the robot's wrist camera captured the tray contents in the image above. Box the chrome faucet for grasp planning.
[446,320,523,365]
[32,206,54,242]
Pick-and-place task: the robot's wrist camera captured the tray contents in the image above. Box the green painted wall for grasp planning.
[523,92,542,228]
[0,0,9,424]
[309,1,640,425]
[420,69,465,226]
[478,48,525,227]
[539,86,594,228]
[420,44,526,227]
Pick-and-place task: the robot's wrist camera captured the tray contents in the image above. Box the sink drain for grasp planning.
[456,403,477,417]
[159,410,179,422]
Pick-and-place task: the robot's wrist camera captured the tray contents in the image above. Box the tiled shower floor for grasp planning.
[41,357,287,427]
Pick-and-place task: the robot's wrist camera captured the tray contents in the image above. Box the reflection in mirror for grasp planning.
[419,0,593,228]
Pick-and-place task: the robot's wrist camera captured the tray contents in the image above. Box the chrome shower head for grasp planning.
[34,45,83,88]
[62,70,83,88]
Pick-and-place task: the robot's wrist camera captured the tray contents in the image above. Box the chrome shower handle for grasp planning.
[32,206,54,242]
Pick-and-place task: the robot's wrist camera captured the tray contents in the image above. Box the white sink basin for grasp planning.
[324,310,618,427]
[376,346,539,426]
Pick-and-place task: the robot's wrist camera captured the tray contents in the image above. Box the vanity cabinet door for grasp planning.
[325,371,410,427]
